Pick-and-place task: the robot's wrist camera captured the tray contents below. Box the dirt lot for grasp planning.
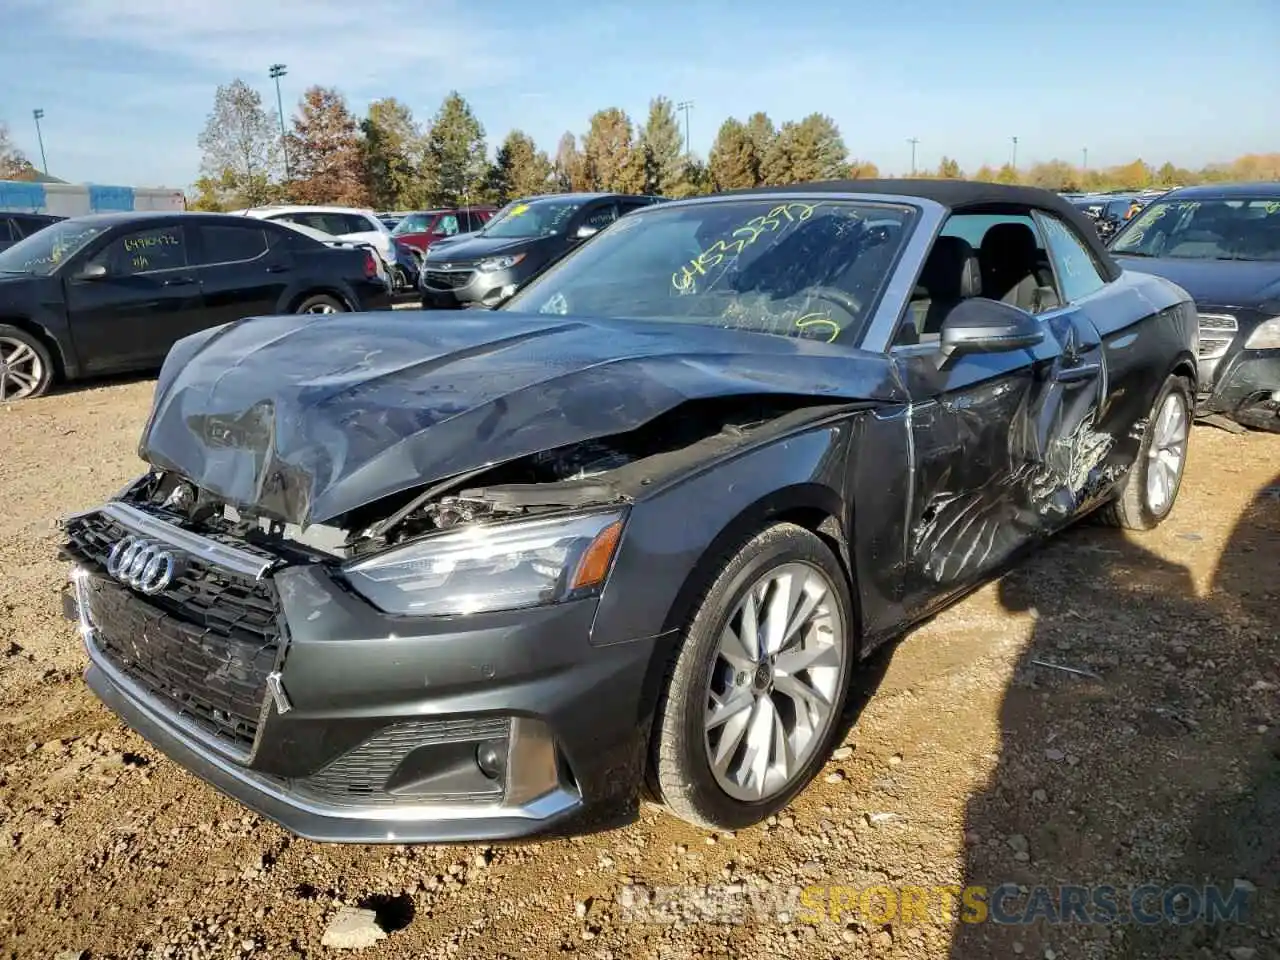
[1,378,1276,960]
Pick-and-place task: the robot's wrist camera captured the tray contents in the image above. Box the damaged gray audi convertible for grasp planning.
[61,181,1198,842]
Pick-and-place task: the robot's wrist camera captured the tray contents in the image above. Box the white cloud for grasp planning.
[17,0,532,94]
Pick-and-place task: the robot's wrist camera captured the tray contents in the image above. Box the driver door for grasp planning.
[63,222,204,374]
[891,211,1107,619]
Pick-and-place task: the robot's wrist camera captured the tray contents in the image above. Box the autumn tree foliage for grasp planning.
[288,86,369,207]
[194,79,281,209]
[184,81,1280,211]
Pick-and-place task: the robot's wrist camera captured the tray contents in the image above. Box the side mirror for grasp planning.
[573,224,600,241]
[938,297,1044,366]
[77,263,109,281]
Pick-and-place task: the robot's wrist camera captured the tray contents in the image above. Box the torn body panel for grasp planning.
[138,311,904,529]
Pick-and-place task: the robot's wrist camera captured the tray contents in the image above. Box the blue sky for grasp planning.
[1,0,1276,190]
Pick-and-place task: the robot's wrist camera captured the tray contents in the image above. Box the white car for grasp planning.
[230,205,396,262]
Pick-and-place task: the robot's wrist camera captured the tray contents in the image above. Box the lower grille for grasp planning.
[424,268,474,290]
[1197,312,1238,361]
[64,510,282,756]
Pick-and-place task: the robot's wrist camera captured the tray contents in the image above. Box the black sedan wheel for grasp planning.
[295,294,347,315]
[0,325,54,401]
[1099,373,1192,530]
[651,523,854,829]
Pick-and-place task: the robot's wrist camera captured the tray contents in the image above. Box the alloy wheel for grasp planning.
[1146,391,1188,516]
[305,303,338,314]
[703,562,845,802]
[0,336,44,401]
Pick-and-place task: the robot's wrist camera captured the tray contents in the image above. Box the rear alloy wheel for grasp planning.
[651,523,854,829]
[0,325,54,401]
[295,294,346,315]
[1098,373,1192,530]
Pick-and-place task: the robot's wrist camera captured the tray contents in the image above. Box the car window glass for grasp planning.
[197,225,268,265]
[344,214,374,235]
[583,205,619,230]
[93,226,188,275]
[1037,214,1106,302]
[0,219,15,242]
[463,211,485,232]
[437,214,460,236]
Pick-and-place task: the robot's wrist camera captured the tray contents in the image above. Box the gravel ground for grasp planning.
[0,378,1276,960]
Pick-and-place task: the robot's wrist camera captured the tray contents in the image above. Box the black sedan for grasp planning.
[1110,182,1280,431]
[0,211,392,401]
[419,192,664,309]
[61,180,1197,842]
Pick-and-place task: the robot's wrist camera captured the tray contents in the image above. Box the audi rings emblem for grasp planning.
[106,536,181,595]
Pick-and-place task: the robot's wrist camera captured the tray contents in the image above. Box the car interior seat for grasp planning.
[902,236,983,345]
[979,222,1059,313]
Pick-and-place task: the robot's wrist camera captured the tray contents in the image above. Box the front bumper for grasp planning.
[419,264,522,309]
[62,503,657,843]
[1199,348,1280,432]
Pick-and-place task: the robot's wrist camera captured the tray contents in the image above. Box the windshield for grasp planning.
[482,198,587,239]
[1112,197,1280,261]
[501,199,915,345]
[392,213,437,236]
[0,220,109,275]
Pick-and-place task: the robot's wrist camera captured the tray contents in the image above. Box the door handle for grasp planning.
[1055,360,1102,383]
[163,276,197,287]
[266,264,291,274]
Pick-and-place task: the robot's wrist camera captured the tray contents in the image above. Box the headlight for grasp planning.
[1244,316,1280,350]
[343,510,625,616]
[477,253,526,273]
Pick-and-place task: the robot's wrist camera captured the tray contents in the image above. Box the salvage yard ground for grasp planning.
[1,377,1276,960]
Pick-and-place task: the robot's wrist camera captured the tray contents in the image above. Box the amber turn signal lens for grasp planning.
[570,519,623,590]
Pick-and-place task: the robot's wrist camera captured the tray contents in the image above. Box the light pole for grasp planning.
[1010,136,1019,171]
[269,64,290,181]
[32,109,47,173]
[907,137,919,175]
[676,100,694,157]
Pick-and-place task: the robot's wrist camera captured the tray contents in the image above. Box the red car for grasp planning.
[391,207,496,261]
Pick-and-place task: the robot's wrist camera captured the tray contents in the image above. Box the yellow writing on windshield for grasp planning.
[672,202,820,293]
[124,233,179,252]
[1263,201,1280,215]
[795,313,840,343]
[507,203,530,217]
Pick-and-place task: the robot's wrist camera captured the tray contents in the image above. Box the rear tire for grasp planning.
[1097,373,1192,530]
[650,523,855,830]
[0,324,54,401]
[295,294,346,315]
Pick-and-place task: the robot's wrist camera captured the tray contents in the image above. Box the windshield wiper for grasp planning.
[1114,250,1152,258]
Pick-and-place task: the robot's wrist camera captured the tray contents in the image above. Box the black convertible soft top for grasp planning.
[718,178,1121,282]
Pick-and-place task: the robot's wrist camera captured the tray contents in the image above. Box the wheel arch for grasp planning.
[656,482,862,651]
[0,315,69,381]
[285,287,356,313]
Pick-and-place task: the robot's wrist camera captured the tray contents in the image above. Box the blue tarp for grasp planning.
[88,185,135,212]
[0,181,47,212]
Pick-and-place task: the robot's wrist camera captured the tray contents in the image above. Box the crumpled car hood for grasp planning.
[139,311,901,526]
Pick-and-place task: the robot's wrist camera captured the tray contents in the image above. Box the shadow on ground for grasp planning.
[950,469,1279,959]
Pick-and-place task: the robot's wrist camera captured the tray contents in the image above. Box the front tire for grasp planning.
[1099,373,1192,530]
[650,523,855,830]
[0,324,54,401]
[295,294,346,315]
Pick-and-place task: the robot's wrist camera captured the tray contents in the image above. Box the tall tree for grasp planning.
[1110,159,1153,189]
[640,96,683,196]
[994,163,1020,185]
[667,158,710,199]
[196,79,281,208]
[362,98,425,210]
[288,86,368,206]
[422,91,488,206]
[1026,159,1079,191]
[581,108,644,193]
[745,112,777,164]
[708,118,760,190]
[0,122,33,179]
[552,131,581,192]
[1154,161,1179,185]
[848,159,880,179]
[761,114,846,184]
[972,164,998,182]
[486,130,552,204]
[936,156,963,179]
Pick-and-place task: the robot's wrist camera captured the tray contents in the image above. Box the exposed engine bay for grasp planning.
[120,397,853,563]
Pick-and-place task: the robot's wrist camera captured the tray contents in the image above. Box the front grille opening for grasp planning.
[64,511,282,755]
